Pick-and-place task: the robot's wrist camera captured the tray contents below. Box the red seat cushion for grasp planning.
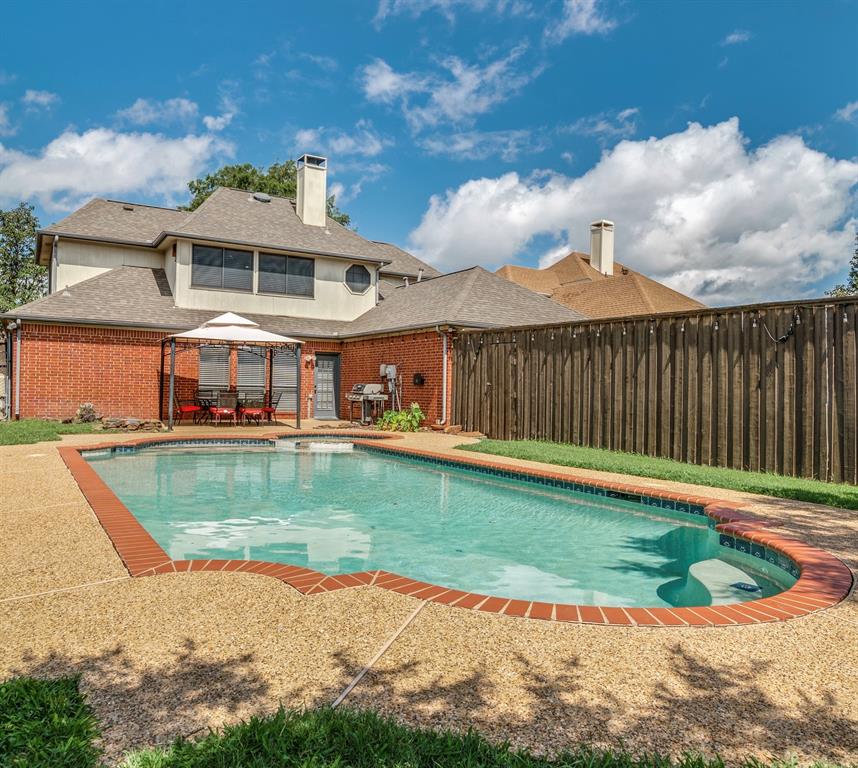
[210,407,235,415]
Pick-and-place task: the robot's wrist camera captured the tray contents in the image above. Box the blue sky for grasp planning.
[1,0,856,304]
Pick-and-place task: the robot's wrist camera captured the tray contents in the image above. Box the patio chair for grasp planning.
[238,395,266,426]
[261,390,284,423]
[209,391,238,426]
[173,393,203,424]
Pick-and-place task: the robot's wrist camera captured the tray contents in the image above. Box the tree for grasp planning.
[183,161,351,227]
[826,234,858,297]
[0,202,45,312]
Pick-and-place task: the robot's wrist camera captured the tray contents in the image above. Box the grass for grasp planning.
[0,678,842,768]
[456,440,858,510]
[0,677,101,768]
[0,418,103,446]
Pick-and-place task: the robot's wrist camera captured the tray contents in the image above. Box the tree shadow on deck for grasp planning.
[9,639,271,760]
[320,638,857,764]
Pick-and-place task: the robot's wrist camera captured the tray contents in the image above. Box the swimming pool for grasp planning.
[84,439,797,609]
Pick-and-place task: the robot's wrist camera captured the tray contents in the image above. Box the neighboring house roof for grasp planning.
[496,252,704,318]
[4,265,584,338]
[39,188,437,279]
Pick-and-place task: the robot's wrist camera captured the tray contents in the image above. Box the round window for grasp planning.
[345,264,371,294]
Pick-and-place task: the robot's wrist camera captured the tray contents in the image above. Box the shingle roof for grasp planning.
[369,241,441,279]
[43,199,187,244]
[40,188,437,279]
[345,266,585,335]
[4,265,585,338]
[496,252,704,319]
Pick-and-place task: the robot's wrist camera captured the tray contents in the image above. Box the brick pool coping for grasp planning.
[57,432,853,627]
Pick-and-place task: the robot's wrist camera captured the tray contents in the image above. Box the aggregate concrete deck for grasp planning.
[0,423,855,765]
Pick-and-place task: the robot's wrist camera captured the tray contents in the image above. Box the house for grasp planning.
[497,220,704,319]
[2,154,583,423]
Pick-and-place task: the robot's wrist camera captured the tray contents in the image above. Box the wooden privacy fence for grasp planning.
[452,297,858,484]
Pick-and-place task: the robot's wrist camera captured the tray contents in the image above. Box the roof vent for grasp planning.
[252,192,272,203]
[122,205,134,211]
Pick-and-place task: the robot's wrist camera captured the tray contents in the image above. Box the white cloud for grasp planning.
[202,113,233,131]
[0,128,232,211]
[563,107,639,143]
[721,29,752,46]
[117,97,198,126]
[373,0,530,25]
[361,44,541,131]
[546,0,617,43]
[407,118,858,304]
[361,59,429,104]
[835,100,858,124]
[0,104,13,137]
[538,240,575,268]
[328,162,389,204]
[294,120,392,157]
[203,86,239,132]
[22,89,59,109]
[419,128,541,161]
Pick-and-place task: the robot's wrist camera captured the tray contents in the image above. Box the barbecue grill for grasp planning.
[346,383,388,424]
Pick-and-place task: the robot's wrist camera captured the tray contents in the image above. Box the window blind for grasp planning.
[199,346,230,389]
[272,348,298,411]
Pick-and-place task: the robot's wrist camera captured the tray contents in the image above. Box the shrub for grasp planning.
[376,402,425,432]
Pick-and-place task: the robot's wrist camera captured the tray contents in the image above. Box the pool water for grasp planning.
[87,443,795,607]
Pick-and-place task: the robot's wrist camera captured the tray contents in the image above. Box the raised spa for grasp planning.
[85,440,797,608]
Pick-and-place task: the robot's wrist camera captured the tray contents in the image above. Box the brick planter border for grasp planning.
[58,432,853,627]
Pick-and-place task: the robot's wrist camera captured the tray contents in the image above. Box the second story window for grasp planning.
[192,245,253,292]
[345,264,372,294]
[258,253,314,297]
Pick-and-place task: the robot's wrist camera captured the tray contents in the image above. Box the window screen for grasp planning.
[191,245,252,291]
[199,346,230,389]
[345,264,371,293]
[259,253,314,297]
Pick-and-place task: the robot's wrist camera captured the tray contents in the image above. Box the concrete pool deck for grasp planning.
[0,424,856,765]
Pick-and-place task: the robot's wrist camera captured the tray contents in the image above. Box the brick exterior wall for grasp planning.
[9,323,454,427]
[339,331,453,424]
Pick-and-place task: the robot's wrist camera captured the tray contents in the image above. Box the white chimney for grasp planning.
[589,219,615,276]
[296,154,328,227]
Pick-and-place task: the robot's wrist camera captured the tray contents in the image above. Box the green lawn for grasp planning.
[1,676,839,768]
[0,677,101,768]
[0,418,103,446]
[456,440,858,510]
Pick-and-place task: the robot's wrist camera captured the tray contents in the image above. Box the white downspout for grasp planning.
[50,235,59,295]
[435,326,447,425]
[14,320,21,420]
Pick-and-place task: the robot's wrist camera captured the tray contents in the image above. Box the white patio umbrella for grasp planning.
[163,313,302,430]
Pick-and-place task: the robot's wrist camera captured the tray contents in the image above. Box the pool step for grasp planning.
[688,558,760,603]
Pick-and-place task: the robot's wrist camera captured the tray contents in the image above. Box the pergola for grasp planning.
[160,312,302,430]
